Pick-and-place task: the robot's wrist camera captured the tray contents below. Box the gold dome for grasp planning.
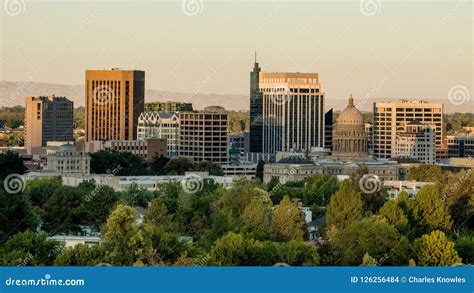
[337,94,363,126]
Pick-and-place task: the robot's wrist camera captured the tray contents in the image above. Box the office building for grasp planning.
[179,106,228,164]
[229,132,245,164]
[324,109,333,151]
[24,95,74,154]
[250,64,325,153]
[144,101,193,113]
[85,138,167,162]
[394,120,436,164]
[137,112,180,157]
[85,69,145,142]
[372,100,443,159]
[47,143,91,175]
[446,135,474,158]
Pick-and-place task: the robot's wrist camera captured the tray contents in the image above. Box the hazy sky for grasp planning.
[1,0,472,110]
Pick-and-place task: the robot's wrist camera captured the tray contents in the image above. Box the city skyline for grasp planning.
[1,0,472,112]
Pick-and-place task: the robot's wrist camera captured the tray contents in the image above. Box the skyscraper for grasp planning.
[249,56,263,153]
[372,100,443,159]
[85,69,145,142]
[24,95,74,154]
[249,58,325,154]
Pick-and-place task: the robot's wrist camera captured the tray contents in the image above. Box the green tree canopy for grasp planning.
[0,150,27,180]
[325,180,364,230]
[1,231,60,266]
[415,230,461,266]
[272,196,306,242]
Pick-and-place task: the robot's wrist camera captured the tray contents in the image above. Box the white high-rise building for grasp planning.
[394,121,436,164]
[137,112,180,157]
[372,100,443,159]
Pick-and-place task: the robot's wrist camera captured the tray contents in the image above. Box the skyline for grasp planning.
[0,0,472,112]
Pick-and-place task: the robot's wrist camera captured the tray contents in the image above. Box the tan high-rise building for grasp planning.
[372,100,443,159]
[85,69,145,142]
[24,95,74,154]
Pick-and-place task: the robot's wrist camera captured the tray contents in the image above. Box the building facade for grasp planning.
[47,144,91,175]
[85,69,145,142]
[446,135,474,158]
[372,100,443,159]
[324,109,333,150]
[394,121,436,164]
[332,95,370,161]
[85,138,167,162]
[249,60,325,154]
[144,101,193,113]
[24,96,74,154]
[179,106,228,164]
[137,112,180,157]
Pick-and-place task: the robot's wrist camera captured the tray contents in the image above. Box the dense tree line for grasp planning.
[0,159,472,266]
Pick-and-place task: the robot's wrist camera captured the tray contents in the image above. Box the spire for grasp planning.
[254,51,257,64]
[348,94,354,106]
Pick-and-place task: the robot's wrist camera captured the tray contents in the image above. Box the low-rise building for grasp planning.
[85,138,167,162]
[383,180,434,199]
[446,135,474,158]
[221,163,257,179]
[394,121,436,164]
[137,112,180,157]
[47,143,91,175]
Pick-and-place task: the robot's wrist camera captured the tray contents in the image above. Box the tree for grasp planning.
[42,186,85,234]
[80,184,120,230]
[54,244,105,266]
[0,189,39,243]
[150,156,170,175]
[455,236,474,264]
[361,252,377,266]
[160,157,194,175]
[194,161,224,176]
[120,183,154,208]
[102,204,154,266]
[325,180,364,231]
[415,185,452,234]
[90,149,148,176]
[332,216,410,266]
[276,240,320,266]
[304,174,340,207]
[242,190,273,239]
[351,166,387,213]
[407,165,445,184]
[144,198,175,232]
[24,177,62,207]
[0,150,27,180]
[415,230,461,266]
[1,231,60,266]
[150,228,189,265]
[379,200,409,233]
[255,160,265,182]
[272,196,306,242]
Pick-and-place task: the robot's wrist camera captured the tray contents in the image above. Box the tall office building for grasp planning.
[179,106,228,164]
[372,100,443,159]
[144,101,193,113]
[249,58,325,154]
[394,120,436,164]
[249,58,263,153]
[137,112,180,157]
[85,69,145,142]
[324,109,333,150]
[24,95,74,154]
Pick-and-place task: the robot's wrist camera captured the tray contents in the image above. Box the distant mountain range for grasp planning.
[0,81,468,113]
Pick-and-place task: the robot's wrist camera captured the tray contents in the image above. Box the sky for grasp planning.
[0,0,472,110]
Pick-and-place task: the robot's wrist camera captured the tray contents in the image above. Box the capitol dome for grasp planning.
[337,94,363,126]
